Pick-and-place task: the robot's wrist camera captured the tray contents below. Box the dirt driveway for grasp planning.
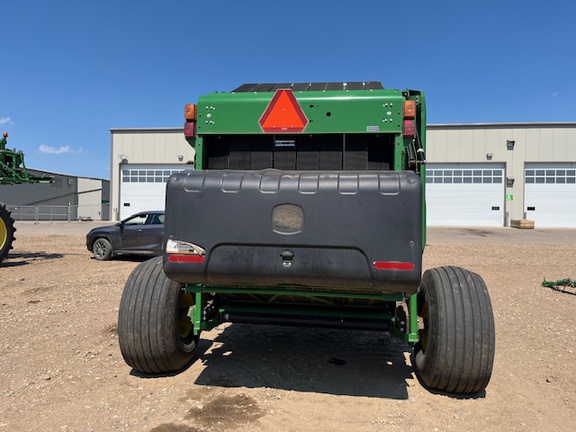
[1,223,575,431]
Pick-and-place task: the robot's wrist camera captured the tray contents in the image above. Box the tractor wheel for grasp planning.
[414,266,495,394]
[0,203,16,263]
[118,256,199,374]
[92,238,113,260]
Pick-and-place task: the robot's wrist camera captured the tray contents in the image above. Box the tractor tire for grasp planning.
[92,238,113,261]
[0,203,16,263]
[414,266,495,394]
[118,256,199,374]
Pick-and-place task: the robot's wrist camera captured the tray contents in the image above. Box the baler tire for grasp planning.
[92,238,113,261]
[117,256,199,374]
[413,266,495,394]
[0,203,16,263]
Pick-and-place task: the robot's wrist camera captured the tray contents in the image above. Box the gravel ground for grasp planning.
[1,222,575,432]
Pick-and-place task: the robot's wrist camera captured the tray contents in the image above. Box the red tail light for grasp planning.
[403,120,415,138]
[184,121,196,139]
[168,254,205,263]
[184,103,197,139]
[373,261,415,271]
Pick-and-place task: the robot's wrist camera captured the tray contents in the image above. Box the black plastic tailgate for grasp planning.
[164,170,423,295]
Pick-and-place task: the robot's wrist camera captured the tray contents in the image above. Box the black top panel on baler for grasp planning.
[163,169,422,295]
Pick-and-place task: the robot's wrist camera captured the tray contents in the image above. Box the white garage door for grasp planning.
[120,165,189,220]
[525,163,576,228]
[426,163,505,227]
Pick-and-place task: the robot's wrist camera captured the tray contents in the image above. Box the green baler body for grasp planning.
[190,85,426,177]
[197,89,405,134]
[170,82,426,339]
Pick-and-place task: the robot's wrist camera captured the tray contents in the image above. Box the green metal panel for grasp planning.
[408,293,419,343]
[196,90,405,135]
[193,136,204,170]
[414,91,427,248]
[394,135,405,171]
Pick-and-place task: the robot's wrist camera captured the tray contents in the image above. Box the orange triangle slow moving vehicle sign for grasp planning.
[259,89,308,133]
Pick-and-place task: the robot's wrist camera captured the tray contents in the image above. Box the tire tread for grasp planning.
[415,266,495,394]
[118,256,198,374]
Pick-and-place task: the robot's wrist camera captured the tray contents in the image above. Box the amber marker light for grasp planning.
[185,104,197,121]
[403,100,416,119]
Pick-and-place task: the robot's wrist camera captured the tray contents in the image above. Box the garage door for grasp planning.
[426,163,505,227]
[120,165,189,220]
[525,163,576,228]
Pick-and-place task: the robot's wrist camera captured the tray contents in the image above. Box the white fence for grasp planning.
[7,204,110,222]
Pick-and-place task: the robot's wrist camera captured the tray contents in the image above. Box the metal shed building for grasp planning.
[110,123,576,228]
[110,128,195,221]
[0,169,110,221]
[427,123,576,228]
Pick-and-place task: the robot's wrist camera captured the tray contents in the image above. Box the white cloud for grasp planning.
[39,144,82,155]
[0,117,13,125]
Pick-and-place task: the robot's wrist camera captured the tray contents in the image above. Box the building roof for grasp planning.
[27,168,109,182]
[428,122,576,129]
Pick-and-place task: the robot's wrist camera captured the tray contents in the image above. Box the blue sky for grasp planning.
[1,0,575,179]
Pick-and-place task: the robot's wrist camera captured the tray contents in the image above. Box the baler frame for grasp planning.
[186,286,419,343]
[117,82,495,395]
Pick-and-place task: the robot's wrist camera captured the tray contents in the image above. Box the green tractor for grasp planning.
[0,132,52,263]
[118,82,496,394]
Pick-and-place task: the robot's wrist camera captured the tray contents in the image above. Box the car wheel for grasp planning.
[117,256,199,374]
[93,238,113,260]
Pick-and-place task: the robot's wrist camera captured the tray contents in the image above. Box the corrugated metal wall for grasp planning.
[427,123,576,222]
[77,177,108,220]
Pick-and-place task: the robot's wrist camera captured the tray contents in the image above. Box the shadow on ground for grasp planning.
[1,251,64,267]
[194,324,414,400]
